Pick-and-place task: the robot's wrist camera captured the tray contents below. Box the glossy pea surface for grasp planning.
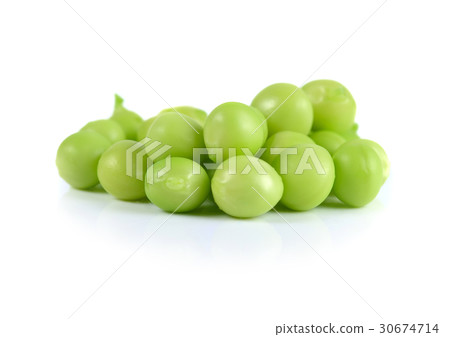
[332,139,384,207]
[203,102,267,162]
[145,157,210,212]
[310,130,346,155]
[97,140,148,200]
[261,131,315,165]
[160,106,207,126]
[56,131,111,189]
[110,94,143,140]
[80,119,125,144]
[147,111,204,160]
[302,80,356,133]
[211,155,283,218]
[273,143,335,211]
[251,83,313,136]
[357,139,390,183]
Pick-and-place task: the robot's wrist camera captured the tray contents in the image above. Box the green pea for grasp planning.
[136,116,157,141]
[302,80,356,133]
[339,122,360,141]
[261,131,315,165]
[309,130,346,155]
[272,143,335,211]
[97,140,149,200]
[145,157,210,212]
[56,130,111,189]
[137,107,207,141]
[332,139,385,207]
[203,102,268,162]
[80,119,126,144]
[147,111,204,160]
[160,106,207,126]
[251,83,313,136]
[357,139,390,183]
[211,155,283,218]
[110,94,143,140]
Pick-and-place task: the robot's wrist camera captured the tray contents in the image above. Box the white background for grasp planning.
[1,0,449,336]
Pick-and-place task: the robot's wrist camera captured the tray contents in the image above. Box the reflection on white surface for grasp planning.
[57,183,386,264]
[210,220,283,264]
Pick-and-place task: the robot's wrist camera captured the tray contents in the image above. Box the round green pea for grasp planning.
[272,143,335,211]
[203,102,268,162]
[332,139,385,207]
[160,106,207,126]
[147,111,204,160]
[211,155,283,218]
[80,119,125,144]
[110,94,143,140]
[136,116,157,141]
[97,140,149,200]
[309,130,346,155]
[261,131,315,165]
[145,157,210,212]
[56,130,111,189]
[251,83,313,136]
[302,80,356,133]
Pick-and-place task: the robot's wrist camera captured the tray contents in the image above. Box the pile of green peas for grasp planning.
[56,80,389,218]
